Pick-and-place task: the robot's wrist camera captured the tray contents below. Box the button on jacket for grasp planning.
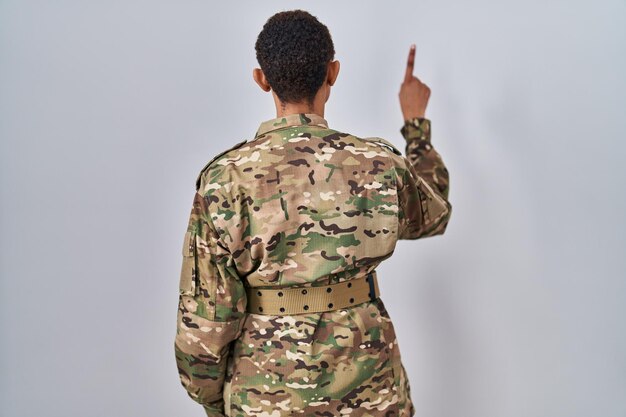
[174,112,452,417]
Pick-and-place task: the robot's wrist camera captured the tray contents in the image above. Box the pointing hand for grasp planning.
[399,44,431,121]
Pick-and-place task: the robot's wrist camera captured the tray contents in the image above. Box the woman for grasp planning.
[175,9,452,417]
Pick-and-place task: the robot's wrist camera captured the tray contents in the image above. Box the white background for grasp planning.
[1,1,624,416]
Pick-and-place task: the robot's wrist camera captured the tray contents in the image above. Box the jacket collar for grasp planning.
[254,112,329,139]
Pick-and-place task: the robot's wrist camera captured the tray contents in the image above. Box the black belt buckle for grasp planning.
[367,272,376,300]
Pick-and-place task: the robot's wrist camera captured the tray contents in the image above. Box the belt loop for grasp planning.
[367,271,376,300]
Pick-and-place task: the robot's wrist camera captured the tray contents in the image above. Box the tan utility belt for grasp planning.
[245,270,380,315]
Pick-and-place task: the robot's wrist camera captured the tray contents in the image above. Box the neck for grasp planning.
[272,92,326,118]
[276,104,324,118]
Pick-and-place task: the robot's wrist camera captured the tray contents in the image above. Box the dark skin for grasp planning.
[253,44,431,123]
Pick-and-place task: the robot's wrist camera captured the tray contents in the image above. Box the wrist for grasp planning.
[402,111,426,121]
[403,115,427,124]
[400,117,431,143]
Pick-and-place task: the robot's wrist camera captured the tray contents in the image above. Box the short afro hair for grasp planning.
[255,10,335,105]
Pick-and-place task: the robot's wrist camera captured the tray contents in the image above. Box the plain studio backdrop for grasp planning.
[1,1,624,416]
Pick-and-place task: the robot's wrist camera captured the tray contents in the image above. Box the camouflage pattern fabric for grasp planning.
[174,112,452,417]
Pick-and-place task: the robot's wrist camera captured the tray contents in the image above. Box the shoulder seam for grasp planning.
[195,139,248,190]
[359,136,403,156]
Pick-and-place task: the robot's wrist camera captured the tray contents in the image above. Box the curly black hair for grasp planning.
[255,10,335,105]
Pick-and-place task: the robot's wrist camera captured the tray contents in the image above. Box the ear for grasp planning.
[253,68,271,92]
[327,60,340,86]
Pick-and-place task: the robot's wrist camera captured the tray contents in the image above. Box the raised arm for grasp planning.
[396,44,452,239]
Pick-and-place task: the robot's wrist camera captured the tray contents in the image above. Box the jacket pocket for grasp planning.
[179,231,197,296]
[416,175,450,231]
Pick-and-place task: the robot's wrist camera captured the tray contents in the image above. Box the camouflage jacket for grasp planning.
[174,112,452,417]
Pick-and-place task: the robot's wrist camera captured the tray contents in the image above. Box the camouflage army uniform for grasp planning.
[174,112,452,417]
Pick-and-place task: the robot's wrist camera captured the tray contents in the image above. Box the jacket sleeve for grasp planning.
[396,117,452,239]
[174,179,248,416]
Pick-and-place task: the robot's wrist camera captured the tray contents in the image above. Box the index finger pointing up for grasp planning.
[404,44,416,83]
